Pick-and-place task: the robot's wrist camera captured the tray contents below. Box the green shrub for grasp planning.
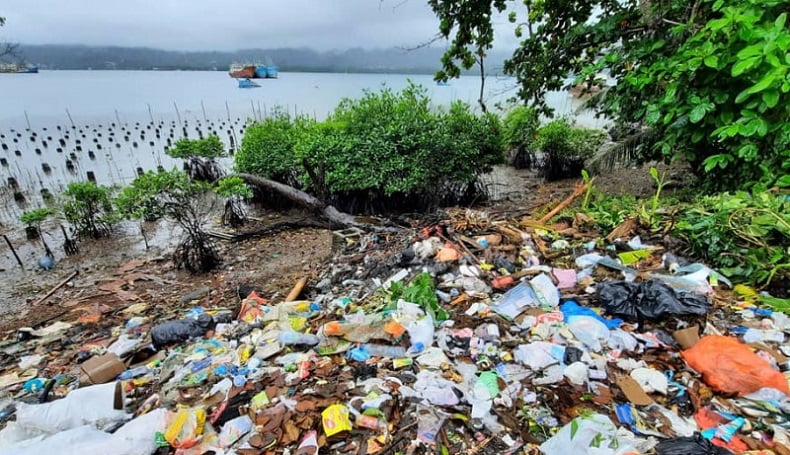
[503,105,540,168]
[236,83,505,212]
[167,135,226,159]
[236,108,311,186]
[674,191,790,286]
[536,119,607,180]
[63,181,115,239]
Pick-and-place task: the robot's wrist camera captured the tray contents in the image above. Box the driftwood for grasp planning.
[230,173,400,232]
[538,181,588,224]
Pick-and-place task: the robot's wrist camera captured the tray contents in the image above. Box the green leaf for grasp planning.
[689,105,706,123]
[732,56,758,76]
[703,55,719,68]
[776,175,790,187]
[570,419,580,440]
[776,13,787,30]
[762,90,780,108]
[650,167,659,181]
[746,73,777,94]
[735,89,751,104]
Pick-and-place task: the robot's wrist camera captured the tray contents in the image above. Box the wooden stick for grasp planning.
[538,181,588,224]
[3,235,23,268]
[285,277,308,302]
[33,270,79,306]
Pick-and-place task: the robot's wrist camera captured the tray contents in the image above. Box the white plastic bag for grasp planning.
[514,342,560,370]
[540,413,643,455]
[567,316,610,352]
[16,382,130,433]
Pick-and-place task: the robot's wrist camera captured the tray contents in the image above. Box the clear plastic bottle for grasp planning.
[278,331,320,346]
[361,344,407,358]
[117,366,150,381]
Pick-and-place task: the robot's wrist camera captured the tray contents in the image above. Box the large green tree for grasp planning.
[430,0,790,188]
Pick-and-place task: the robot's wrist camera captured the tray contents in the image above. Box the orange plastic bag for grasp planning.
[681,335,789,396]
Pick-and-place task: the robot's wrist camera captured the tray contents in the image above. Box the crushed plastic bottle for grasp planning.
[360,344,407,358]
[277,331,320,346]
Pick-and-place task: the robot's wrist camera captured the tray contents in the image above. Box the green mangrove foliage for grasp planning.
[62,181,115,239]
[118,168,220,273]
[502,105,540,169]
[20,207,53,240]
[166,135,226,182]
[236,84,505,212]
[235,108,310,187]
[536,119,608,181]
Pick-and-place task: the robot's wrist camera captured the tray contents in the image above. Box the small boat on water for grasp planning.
[230,61,278,79]
[229,63,256,79]
[238,78,260,88]
[0,63,38,74]
[258,65,278,79]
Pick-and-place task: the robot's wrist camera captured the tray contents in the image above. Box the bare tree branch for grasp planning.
[397,33,445,52]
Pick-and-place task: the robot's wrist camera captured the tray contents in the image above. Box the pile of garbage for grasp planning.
[0,212,788,455]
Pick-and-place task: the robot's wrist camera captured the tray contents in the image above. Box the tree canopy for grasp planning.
[430,0,790,188]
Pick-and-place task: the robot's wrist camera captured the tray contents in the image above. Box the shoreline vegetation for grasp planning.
[2,82,786,292]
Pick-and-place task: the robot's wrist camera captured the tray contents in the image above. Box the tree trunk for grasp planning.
[229,173,399,232]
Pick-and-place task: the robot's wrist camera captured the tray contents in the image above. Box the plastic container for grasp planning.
[361,344,407,358]
[407,317,434,354]
[278,331,320,346]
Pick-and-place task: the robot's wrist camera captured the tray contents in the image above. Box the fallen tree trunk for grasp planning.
[229,173,400,232]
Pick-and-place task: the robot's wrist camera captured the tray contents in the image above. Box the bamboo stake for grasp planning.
[3,234,23,268]
[285,277,308,302]
[33,270,79,306]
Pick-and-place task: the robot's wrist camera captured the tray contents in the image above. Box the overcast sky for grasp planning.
[1,0,517,51]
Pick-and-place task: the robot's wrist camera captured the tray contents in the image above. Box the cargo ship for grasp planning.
[0,63,38,74]
[229,62,278,79]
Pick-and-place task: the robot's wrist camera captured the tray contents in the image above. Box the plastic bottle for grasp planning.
[278,331,320,346]
[361,344,407,358]
[118,366,151,381]
[407,317,434,354]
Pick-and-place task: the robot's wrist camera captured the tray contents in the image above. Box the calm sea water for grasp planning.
[0,70,605,223]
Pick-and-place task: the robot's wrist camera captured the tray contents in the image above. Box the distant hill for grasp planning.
[16,44,510,75]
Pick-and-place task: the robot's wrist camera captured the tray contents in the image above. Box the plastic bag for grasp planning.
[164,407,207,449]
[321,404,352,437]
[567,315,611,352]
[561,301,623,329]
[15,382,130,433]
[151,314,214,349]
[539,413,643,455]
[655,434,733,455]
[218,415,252,448]
[682,335,789,396]
[598,280,711,321]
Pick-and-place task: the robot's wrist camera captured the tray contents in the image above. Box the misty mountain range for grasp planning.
[16,44,511,74]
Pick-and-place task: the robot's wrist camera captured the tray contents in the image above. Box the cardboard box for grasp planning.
[79,353,126,385]
[673,325,701,350]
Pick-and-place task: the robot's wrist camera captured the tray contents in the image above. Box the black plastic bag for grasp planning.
[656,434,733,455]
[598,280,711,321]
[151,313,214,349]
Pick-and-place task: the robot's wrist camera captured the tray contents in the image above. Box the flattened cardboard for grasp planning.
[673,325,701,350]
[79,353,126,385]
[616,376,654,406]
